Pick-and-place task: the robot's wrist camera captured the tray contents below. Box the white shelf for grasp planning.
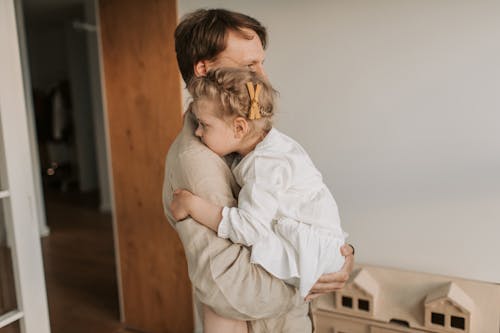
[0,310,24,328]
[0,190,10,199]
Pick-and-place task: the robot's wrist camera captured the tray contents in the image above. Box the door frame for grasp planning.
[0,1,51,332]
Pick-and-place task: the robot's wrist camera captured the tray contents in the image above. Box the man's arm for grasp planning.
[163,135,302,320]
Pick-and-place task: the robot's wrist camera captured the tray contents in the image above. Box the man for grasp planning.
[163,9,355,332]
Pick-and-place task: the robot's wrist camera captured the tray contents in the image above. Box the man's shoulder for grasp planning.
[167,130,228,171]
[165,125,236,192]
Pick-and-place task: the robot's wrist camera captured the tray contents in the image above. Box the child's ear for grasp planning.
[233,117,249,139]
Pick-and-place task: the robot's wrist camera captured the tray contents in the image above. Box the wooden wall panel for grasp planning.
[98,1,192,332]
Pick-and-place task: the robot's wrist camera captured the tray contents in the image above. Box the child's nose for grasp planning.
[194,126,202,137]
[255,64,266,78]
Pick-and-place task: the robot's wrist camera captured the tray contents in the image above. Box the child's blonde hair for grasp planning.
[188,68,276,133]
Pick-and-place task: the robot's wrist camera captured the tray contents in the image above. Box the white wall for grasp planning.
[65,16,99,192]
[178,1,500,283]
[84,0,112,211]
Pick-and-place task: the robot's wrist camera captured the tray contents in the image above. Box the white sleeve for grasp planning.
[217,155,292,246]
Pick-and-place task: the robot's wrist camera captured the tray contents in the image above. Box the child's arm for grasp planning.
[170,189,222,232]
[172,157,290,246]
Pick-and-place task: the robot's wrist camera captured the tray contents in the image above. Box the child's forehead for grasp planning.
[192,98,219,117]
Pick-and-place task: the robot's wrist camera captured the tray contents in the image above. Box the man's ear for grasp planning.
[194,60,209,77]
[233,117,249,139]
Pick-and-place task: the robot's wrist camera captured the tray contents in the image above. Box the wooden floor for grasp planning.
[42,189,127,333]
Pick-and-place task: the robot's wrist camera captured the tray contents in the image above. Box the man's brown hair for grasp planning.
[174,9,267,84]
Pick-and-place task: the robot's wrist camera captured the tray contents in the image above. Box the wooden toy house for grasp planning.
[312,265,500,333]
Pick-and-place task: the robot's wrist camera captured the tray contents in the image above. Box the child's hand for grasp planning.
[170,189,194,221]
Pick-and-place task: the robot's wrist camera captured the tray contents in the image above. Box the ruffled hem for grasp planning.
[250,218,346,297]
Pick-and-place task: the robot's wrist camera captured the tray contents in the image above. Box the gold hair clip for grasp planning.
[246,82,262,120]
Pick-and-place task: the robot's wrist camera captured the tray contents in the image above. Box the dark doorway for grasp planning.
[17,0,120,332]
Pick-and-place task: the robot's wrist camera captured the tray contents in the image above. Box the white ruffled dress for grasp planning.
[217,128,347,297]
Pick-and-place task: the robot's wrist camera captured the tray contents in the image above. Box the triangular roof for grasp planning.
[351,269,380,299]
[425,282,475,314]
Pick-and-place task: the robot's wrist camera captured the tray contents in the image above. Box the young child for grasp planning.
[170,68,347,332]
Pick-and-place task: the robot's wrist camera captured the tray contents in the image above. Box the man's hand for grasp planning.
[169,189,194,221]
[305,244,355,301]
